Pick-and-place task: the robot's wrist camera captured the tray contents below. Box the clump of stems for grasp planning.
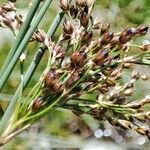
[0,0,150,146]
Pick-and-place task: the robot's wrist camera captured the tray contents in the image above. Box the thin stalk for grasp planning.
[0,11,64,135]
[0,0,53,91]
[0,124,31,146]
[0,0,42,77]
[24,68,92,122]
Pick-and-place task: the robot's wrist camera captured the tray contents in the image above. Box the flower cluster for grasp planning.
[0,1,23,34]
[0,0,150,144]
[26,0,150,139]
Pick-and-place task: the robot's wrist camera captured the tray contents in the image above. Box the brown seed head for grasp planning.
[93,50,109,65]
[76,0,86,7]
[63,20,74,34]
[71,50,87,67]
[118,119,132,130]
[136,25,149,36]
[2,2,15,11]
[70,5,78,18]
[32,97,45,112]
[45,70,58,87]
[100,23,110,35]
[81,31,93,45]
[2,14,13,28]
[136,127,149,135]
[59,0,69,12]
[119,28,136,44]
[105,78,116,86]
[132,71,139,80]
[124,88,134,96]
[100,31,114,45]
[142,44,150,51]
[32,29,47,43]
[80,11,89,28]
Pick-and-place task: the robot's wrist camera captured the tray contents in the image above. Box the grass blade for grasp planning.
[0,0,53,92]
[0,0,42,77]
[0,11,64,135]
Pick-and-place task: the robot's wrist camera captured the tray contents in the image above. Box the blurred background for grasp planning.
[0,0,150,149]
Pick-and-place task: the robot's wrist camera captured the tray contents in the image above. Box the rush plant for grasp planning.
[0,0,150,146]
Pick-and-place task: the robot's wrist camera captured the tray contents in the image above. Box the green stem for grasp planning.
[20,92,66,123]
[0,0,42,77]
[0,0,53,92]
[0,11,64,135]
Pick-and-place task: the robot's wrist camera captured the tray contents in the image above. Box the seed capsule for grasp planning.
[136,25,149,36]
[118,119,131,130]
[80,11,89,28]
[100,23,110,35]
[66,71,79,88]
[44,70,58,87]
[59,0,69,12]
[136,127,149,135]
[32,97,45,112]
[105,78,116,86]
[76,0,86,7]
[93,50,109,65]
[123,63,132,68]
[45,83,62,94]
[132,71,139,80]
[2,2,15,11]
[124,88,134,96]
[81,31,93,44]
[141,75,148,80]
[70,5,78,18]
[63,20,74,34]
[71,51,87,67]
[142,44,150,51]
[119,28,136,44]
[32,29,47,43]
[100,31,114,45]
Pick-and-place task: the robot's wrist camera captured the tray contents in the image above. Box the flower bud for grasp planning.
[76,0,86,7]
[81,31,93,45]
[59,0,69,12]
[44,70,58,87]
[80,11,89,28]
[141,44,150,51]
[118,119,131,130]
[136,25,149,36]
[105,78,116,86]
[2,14,13,28]
[111,68,122,77]
[141,75,148,80]
[32,97,45,112]
[132,71,139,80]
[136,127,149,135]
[63,20,74,34]
[70,5,78,18]
[100,23,110,35]
[119,28,136,44]
[66,71,79,88]
[100,31,114,45]
[2,2,15,11]
[93,50,109,65]
[123,63,132,68]
[71,51,87,67]
[124,88,134,96]
[99,87,108,94]
[53,45,65,59]
[32,29,47,43]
